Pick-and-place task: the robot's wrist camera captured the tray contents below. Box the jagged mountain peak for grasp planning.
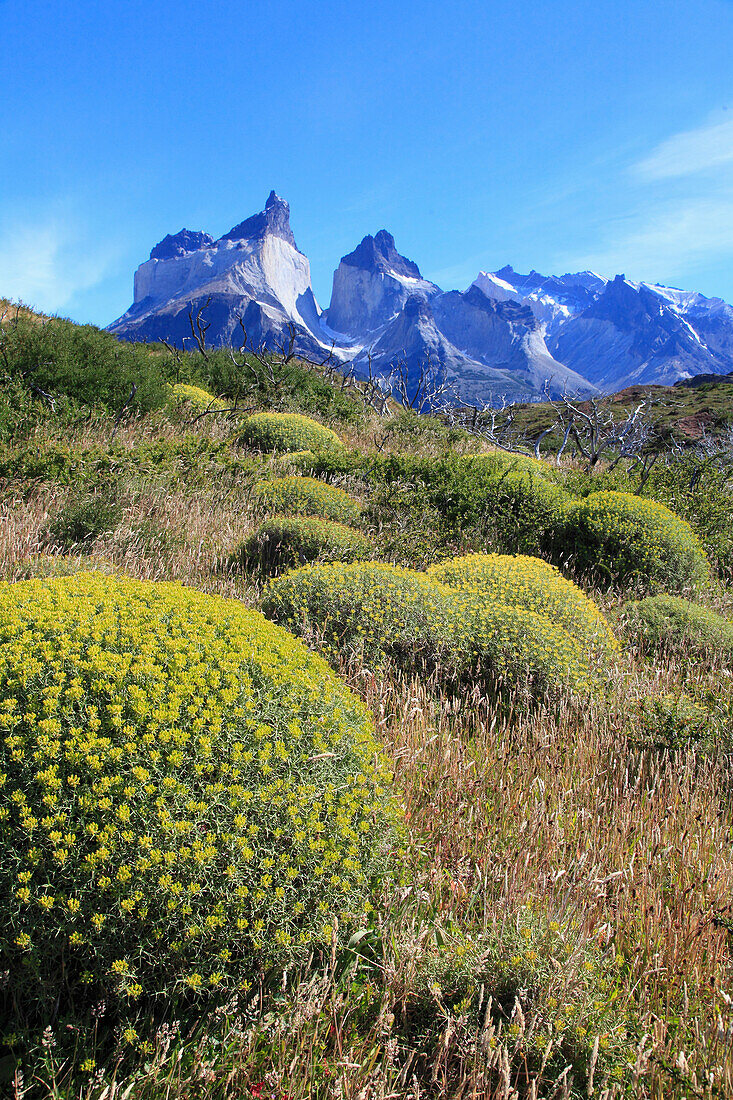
[150,229,214,261]
[340,230,422,279]
[219,190,297,249]
[108,195,733,402]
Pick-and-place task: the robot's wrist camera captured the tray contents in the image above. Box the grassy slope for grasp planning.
[496,380,733,449]
[2,314,733,1098]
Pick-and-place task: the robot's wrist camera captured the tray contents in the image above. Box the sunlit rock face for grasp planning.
[325,230,440,336]
[109,192,343,358]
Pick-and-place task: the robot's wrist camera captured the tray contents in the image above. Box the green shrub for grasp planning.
[167,383,227,412]
[0,572,401,1023]
[199,350,365,425]
[407,917,633,1090]
[45,493,124,549]
[254,476,362,524]
[419,455,570,554]
[263,561,598,694]
[240,412,343,454]
[1,315,167,411]
[231,516,372,574]
[554,491,710,592]
[637,457,733,582]
[634,692,714,751]
[427,553,617,658]
[621,594,733,662]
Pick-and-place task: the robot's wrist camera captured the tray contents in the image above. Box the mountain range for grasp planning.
[108,191,733,404]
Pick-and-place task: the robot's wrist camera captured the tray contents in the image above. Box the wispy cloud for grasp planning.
[0,213,115,315]
[558,192,733,284]
[634,113,733,181]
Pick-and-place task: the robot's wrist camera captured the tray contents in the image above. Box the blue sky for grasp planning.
[2,0,733,324]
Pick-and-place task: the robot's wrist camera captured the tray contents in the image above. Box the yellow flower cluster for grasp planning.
[233,515,372,574]
[240,412,343,454]
[167,383,228,411]
[0,572,401,1016]
[427,553,617,658]
[254,476,362,524]
[559,491,710,592]
[263,557,612,693]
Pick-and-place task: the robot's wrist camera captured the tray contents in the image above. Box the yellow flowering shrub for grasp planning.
[263,561,597,693]
[427,553,617,658]
[240,412,343,454]
[232,515,372,574]
[0,572,401,1020]
[167,383,228,411]
[254,476,362,524]
[556,491,710,592]
[440,588,593,693]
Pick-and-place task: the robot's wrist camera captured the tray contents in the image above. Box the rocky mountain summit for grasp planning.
[109,192,733,403]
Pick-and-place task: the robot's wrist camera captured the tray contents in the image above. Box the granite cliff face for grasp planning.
[108,193,733,402]
[109,192,340,359]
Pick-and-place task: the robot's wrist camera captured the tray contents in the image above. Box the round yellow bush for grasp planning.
[240,412,343,454]
[254,476,362,524]
[263,561,597,693]
[0,572,400,1020]
[440,588,593,693]
[556,491,710,592]
[263,562,444,664]
[427,553,617,658]
[167,383,228,411]
[232,515,372,574]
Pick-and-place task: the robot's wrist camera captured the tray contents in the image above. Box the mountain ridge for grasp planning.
[108,192,733,404]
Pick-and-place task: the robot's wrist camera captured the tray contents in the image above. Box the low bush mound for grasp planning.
[263,561,598,693]
[621,594,733,662]
[231,516,372,574]
[0,572,400,1024]
[45,492,124,550]
[240,412,343,454]
[555,491,710,592]
[427,553,617,657]
[425,458,570,554]
[254,476,362,524]
[167,383,228,411]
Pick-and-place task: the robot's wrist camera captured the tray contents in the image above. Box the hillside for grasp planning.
[479,377,733,455]
[2,309,733,1099]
